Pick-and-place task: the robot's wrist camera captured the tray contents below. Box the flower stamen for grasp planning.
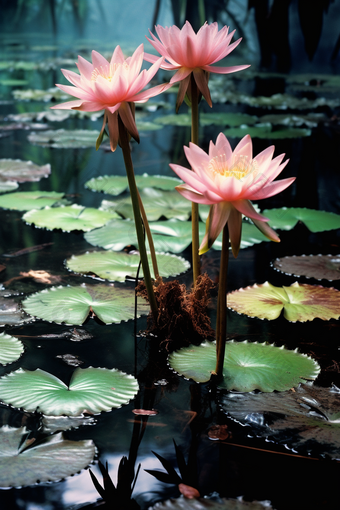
[207,154,258,180]
[91,62,129,82]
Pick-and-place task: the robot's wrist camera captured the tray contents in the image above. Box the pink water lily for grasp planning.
[170,133,295,257]
[51,44,168,151]
[144,21,249,109]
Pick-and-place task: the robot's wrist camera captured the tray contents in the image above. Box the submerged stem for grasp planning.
[118,116,158,321]
[214,222,229,379]
[190,76,200,285]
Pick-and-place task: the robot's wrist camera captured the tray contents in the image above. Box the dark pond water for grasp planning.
[1,20,340,510]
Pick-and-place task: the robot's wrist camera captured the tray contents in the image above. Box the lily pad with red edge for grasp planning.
[21,284,149,325]
[22,204,118,232]
[261,207,340,232]
[0,426,96,487]
[0,366,139,416]
[168,340,320,392]
[227,281,340,322]
[0,159,51,184]
[273,254,340,281]
[0,332,24,366]
[65,251,190,282]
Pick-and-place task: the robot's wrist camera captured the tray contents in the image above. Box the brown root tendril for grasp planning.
[136,273,215,351]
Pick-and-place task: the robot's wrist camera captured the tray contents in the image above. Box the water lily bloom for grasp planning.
[144,21,249,110]
[51,44,168,151]
[170,133,295,257]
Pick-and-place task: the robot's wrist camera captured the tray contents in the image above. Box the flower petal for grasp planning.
[199,202,231,255]
[250,177,296,200]
[228,207,243,258]
[107,110,119,152]
[193,68,212,107]
[252,218,280,242]
[118,102,139,143]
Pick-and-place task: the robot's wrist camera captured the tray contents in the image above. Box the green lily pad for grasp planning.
[85,174,183,196]
[66,251,190,282]
[223,123,311,139]
[0,426,96,487]
[8,109,104,123]
[227,281,340,322]
[112,189,192,221]
[85,218,270,254]
[0,79,29,87]
[259,113,327,128]
[262,207,340,232]
[0,333,24,366]
[28,129,100,149]
[0,158,51,183]
[22,204,118,232]
[12,87,69,102]
[0,191,66,211]
[210,88,340,110]
[21,283,149,325]
[273,254,340,281]
[0,366,139,416]
[154,112,258,127]
[168,340,320,392]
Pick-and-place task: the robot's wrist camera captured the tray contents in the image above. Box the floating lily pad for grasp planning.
[66,251,190,282]
[0,159,51,184]
[259,112,327,128]
[219,384,340,459]
[41,414,97,434]
[21,283,149,325]
[0,78,28,87]
[149,495,275,510]
[8,109,103,123]
[0,333,24,366]
[168,340,320,392]
[112,189,192,221]
[0,426,96,487]
[227,281,340,322]
[12,87,69,102]
[22,204,118,232]
[0,180,18,193]
[85,174,183,196]
[0,191,66,211]
[154,112,258,127]
[85,219,269,254]
[273,254,340,281]
[0,366,139,416]
[262,207,340,232]
[0,293,32,327]
[223,123,311,139]
[28,129,100,149]
[210,88,340,109]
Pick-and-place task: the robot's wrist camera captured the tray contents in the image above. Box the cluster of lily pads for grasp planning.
[1,62,340,508]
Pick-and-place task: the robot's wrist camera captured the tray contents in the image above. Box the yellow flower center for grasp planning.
[91,61,129,82]
[207,154,258,180]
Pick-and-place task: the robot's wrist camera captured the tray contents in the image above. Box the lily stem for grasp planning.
[190,76,200,285]
[118,117,158,322]
[215,222,229,379]
[137,189,159,280]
